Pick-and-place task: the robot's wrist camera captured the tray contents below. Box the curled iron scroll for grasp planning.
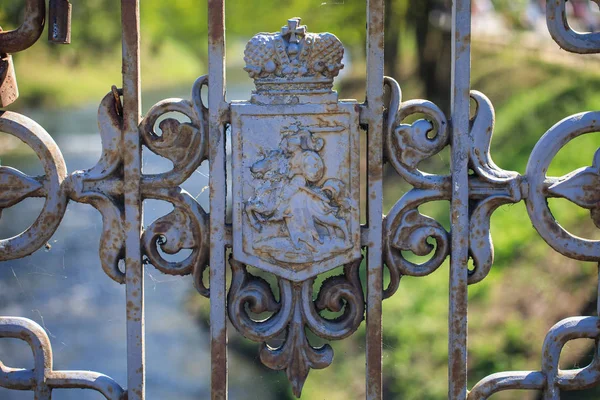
[140,75,210,295]
[382,76,451,298]
[140,76,208,188]
[227,256,364,397]
[141,187,209,278]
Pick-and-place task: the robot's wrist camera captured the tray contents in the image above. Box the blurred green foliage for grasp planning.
[297,45,600,400]
[1,0,423,107]
[493,0,529,27]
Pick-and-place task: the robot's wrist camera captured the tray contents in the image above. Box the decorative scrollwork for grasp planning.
[382,76,451,298]
[228,256,364,397]
[384,76,450,189]
[0,111,68,261]
[465,7,600,398]
[466,91,524,284]
[467,91,600,283]
[66,90,127,283]
[0,317,126,400]
[383,189,450,298]
[140,75,208,188]
[139,75,211,295]
[141,187,209,280]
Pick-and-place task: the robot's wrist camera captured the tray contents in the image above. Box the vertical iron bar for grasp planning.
[449,0,471,399]
[365,0,384,398]
[208,0,228,399]
[121,1,144,399]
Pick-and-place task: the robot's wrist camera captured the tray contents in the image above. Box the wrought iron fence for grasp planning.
[0,0,599,399]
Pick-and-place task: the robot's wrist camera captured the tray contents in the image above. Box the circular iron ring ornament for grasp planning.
[0,111,68,259]
[525,111,600,261]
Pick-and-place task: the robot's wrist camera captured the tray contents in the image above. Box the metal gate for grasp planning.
[1,0,599,399]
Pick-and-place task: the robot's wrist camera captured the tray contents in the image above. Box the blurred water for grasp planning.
[0,82,273,399]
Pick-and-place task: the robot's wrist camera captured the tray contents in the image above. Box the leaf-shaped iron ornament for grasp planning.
[548,148,600,228]
[66,90,127,283]
[259,306,334,398]
[466,91,524,284]
[0,166,42,211]
[465,92,599,283]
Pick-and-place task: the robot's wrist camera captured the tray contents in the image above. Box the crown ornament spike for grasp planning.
[243,17,345,104]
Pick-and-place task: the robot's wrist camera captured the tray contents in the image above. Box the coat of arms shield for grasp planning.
[231,18,361,281]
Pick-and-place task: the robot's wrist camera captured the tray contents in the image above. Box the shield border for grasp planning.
[231,101,362,282]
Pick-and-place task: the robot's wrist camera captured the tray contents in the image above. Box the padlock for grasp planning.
[0,53,18,108]
[48,0,72,44]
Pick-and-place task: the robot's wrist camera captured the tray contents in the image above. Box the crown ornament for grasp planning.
[244,18,344,100]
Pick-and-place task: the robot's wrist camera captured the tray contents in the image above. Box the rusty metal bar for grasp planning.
[48,0,72,44]
[121,1,144,399]
[449,0,471,399]
[208,0,228,398]
[365,0,385,398]
[0,0,45,54]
